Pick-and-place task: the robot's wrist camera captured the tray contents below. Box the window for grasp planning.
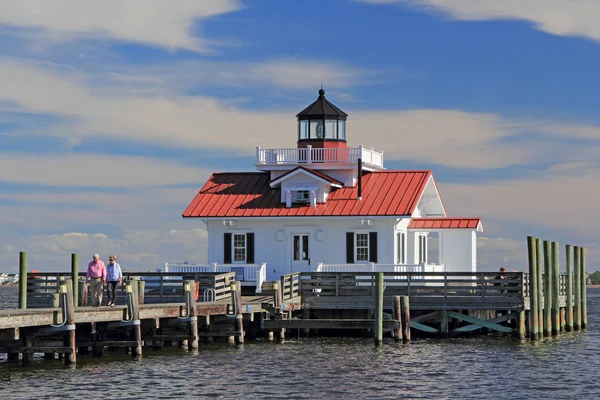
[310,120,324,139]
[396,232,405,264]
[418,234,427,264]
[356,233,369,262]
[298,120,309,140]
[233,233,246,262]
[325,119,337,139]
[338,120,346,140]
[296,190,309,203]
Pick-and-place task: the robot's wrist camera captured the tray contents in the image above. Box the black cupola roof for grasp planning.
[296,88,348,120]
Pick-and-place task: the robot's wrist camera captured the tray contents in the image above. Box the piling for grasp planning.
[551,242,560,335]
[393,296,403,342]
[517,310,526,339]
[565,245,574,332]
[400,295,410,343]
[18,251,27,309]
[574,246,581,330]
[527,237,539,340]
[63,280,76,364]
[138,280,146,305]
[128,282,142,356]
[535,238,543,333]
[78,278,88,306]
[580,247,587,329]
[230,281,244,344]
[185,280,199,350]
[543,240,552,337]
[71,253,78,307]
[272,281,284,341]
[374,272,384,346]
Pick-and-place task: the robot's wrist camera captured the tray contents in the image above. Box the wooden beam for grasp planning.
[409,321,438,333]
[452,313,513,333]
[0,328,19,341]
[447,311,513,334]
[262,319,400,330]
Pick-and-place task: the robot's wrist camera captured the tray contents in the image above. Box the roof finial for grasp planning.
[318,83,325,97]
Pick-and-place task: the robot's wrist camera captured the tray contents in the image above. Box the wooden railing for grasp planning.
[26,271,235,308]
[280,273,301,301]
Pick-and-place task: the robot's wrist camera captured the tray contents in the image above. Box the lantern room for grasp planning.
[296,88,348,149]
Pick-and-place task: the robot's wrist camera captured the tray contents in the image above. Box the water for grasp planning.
[1,286,599,399]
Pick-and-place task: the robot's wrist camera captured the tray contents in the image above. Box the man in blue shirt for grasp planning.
[106,254,123,307]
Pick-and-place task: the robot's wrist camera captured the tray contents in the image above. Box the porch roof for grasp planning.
[408,217,483,232]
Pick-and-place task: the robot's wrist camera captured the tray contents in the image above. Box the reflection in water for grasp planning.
[0,287,598,399]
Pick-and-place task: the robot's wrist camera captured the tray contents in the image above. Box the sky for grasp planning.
[0,0,598,273]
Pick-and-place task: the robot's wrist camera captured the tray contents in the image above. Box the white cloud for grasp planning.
[0,153,212,187]
[0,0,242,52]
[360,0,600,43]
[0,229,208,273]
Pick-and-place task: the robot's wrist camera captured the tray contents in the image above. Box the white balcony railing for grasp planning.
[256,145,384,169]
[164,262,267,294]
[315,263,445,286]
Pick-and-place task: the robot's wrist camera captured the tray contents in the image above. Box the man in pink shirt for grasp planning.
[86,253,106,307]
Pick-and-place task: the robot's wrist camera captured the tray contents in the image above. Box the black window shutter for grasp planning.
[346,232,354,263]
[246,233,255,264]
[369,232,378,263]
[224,233,232,264]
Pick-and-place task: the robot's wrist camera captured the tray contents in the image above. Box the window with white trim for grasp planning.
[356,233,369,262]
[396,232,405,264]
[418,234,427,264]
[233,233,246,262]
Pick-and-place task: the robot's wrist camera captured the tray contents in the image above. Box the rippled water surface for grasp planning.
[1,287,599,399]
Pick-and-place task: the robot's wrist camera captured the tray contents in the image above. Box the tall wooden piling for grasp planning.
[63,280,76,364]
[565,245,574,332]
[185,280,199,350]
[527,237,539,340]
[400,295,411,343]
[18,251,27,309]
[374,273,384,346]
[272,281,284,341]
[543,240,552,337]
[535,238,544,332]
[71,253,78,307]
[393,296,403,342]
[138,280,146,305]
[230,281,244,344]
[580,247,587,329]
[551,242,560,335]
[128,282,142,356]
[574,246,581,330]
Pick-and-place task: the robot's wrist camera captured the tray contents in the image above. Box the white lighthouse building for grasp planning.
[179,89,482,292]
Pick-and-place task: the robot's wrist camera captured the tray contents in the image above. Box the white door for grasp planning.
[291,233,311,273]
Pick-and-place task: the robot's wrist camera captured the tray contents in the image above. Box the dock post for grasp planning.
[374,273,384,346]
[128,282,142,356]
[71,253,78,307]
[565,245,573,332]
[63,279,76,364]
[400,295,411,343]
[18,251,27,309]
[527,236,539,340]
[551,242,560,335]
[272,281,285,341]
[185,280,199,350]
[580,247,587,329]
[536,238,543,333]
[543,240,552,337]
[230,282,245,344]
[43,293,62,360]
[574,246,581,330]
[393,296,403,342]
[137,280,145,305]
[78,278,88,307]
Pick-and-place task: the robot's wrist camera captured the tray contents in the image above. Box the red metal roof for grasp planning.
[408,218,482,230]
[269,166,343,187]
[183,170,432,218]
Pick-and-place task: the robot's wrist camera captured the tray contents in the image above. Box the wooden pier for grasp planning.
[0,239,590,364]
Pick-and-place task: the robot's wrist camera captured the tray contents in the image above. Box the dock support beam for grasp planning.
[71,253,78,308]
[393,296,403,342]
[543,240,552,337]
[527,237,539,340]
[18,251,27,309]
[551,241,560,335]
[63,279,76,364]
[580,247,587,329]
[185,280,199,350]
[272,282,284,341]
[565,245,574,331]
[128,282,142,356]
[230,281,244,344]
[374,273,383,346]
[536,238,543,333]
[400,296,411,343]
[574,246,581,330]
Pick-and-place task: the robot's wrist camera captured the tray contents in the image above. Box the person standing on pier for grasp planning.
[86,253,106,307]
[106,254,122,307]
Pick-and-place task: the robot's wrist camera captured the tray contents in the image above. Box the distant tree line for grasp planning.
[590,271,600,285]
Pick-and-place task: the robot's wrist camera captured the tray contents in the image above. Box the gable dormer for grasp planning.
[269,166,343,207]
